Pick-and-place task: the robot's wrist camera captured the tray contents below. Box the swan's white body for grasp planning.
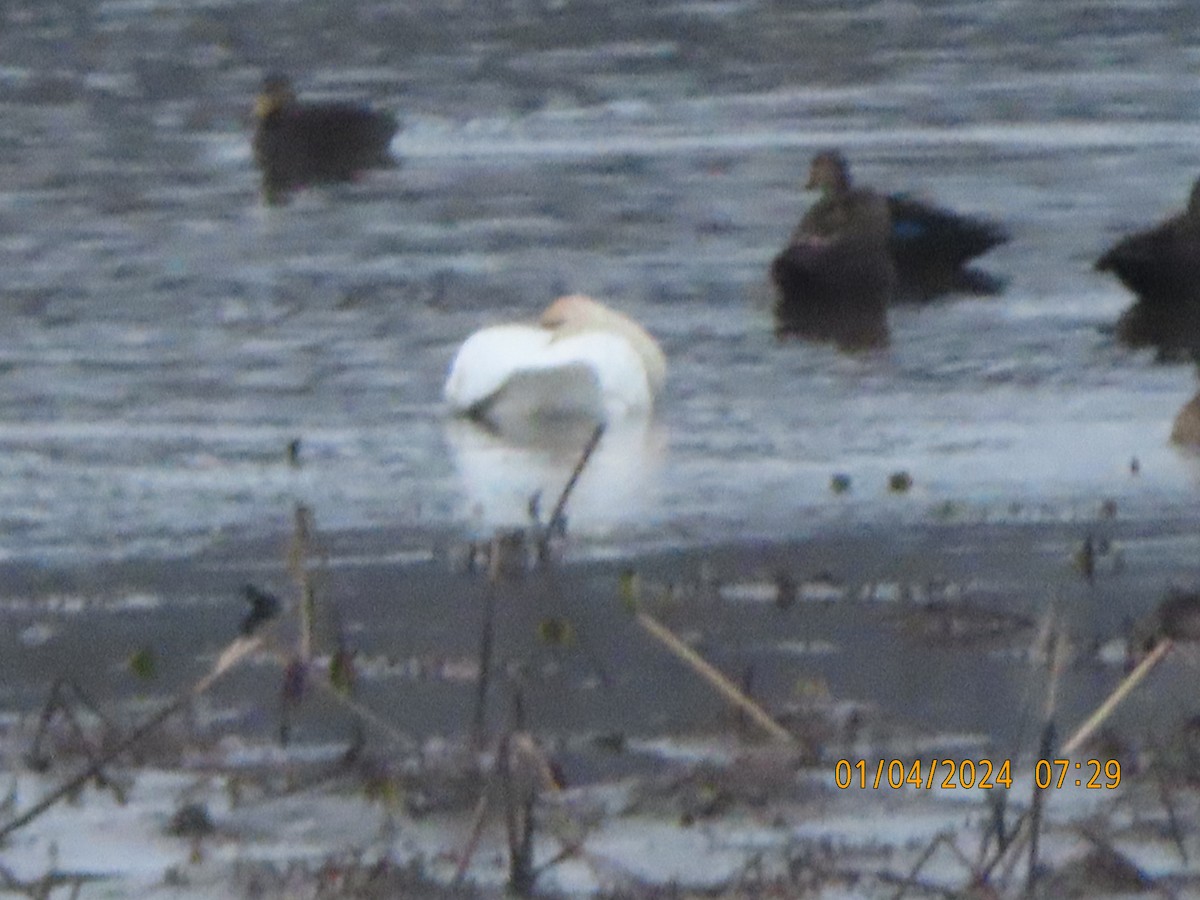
[443,415,665,531]
[444,295,666,428]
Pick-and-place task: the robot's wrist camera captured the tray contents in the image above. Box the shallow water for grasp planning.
[11,10,1200,891]
[2,0,1200,561]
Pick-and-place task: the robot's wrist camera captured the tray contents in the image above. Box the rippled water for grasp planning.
[3,0,1200,560]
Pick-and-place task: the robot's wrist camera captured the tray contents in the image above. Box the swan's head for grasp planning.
[540,295,667,396]
[806,149,851,195]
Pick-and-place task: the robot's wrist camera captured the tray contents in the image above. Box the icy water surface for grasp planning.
[2,0,1200,560]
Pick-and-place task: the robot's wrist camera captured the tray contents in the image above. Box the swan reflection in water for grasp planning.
[441,414,666,537]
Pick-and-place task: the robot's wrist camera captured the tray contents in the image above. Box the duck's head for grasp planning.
[255,73,296,120]
[805,149,851,196]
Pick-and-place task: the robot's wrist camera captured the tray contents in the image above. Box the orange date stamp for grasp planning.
[834,758,1121,790]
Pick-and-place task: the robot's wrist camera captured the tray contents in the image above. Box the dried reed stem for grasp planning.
[981,636,1174,887]
[539,423,605,563]
[0,634,263,841]
[1061,638,1172,755]
[635,611,794,743]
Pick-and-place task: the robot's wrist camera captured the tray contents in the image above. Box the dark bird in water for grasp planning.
[885,194,1009,301]
[1096,177,1200,359]
[784,151,1009,303]
[770,150,895,350]
[252,74,398,205]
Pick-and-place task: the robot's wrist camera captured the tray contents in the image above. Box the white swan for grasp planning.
[444,295,666,429]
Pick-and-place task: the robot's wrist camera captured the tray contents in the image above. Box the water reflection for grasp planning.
[442,415,666,536]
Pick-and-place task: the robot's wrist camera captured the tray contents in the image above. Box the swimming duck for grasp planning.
[252,74,398,205]
[771,150,895,350]
[444,295,666,430]
[1096,177,1200,359]
[787,150,1009,303]
[885,194,1009,301]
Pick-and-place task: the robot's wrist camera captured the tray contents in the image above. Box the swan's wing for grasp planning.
[445,324,654,424]
[444,325,556,414]
[542,330,654,414]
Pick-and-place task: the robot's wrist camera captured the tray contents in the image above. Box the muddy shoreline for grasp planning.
[4,509,1199,746]
[4,510,1200,895]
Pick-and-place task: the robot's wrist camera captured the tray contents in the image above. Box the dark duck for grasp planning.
[252,74,398,205]
[1096,177,1200,359]
[770,150,895,350]
[885,195,1008,302]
